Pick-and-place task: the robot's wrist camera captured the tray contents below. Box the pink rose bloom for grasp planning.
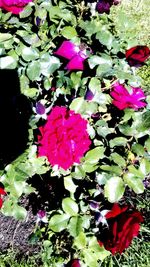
[110,82,147,110]
[54,40,90,71]
[37,106,91,170]
[0,0,32,14]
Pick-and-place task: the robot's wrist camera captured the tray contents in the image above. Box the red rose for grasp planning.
[98,203,143,254]
[66,259,81,267]
[37,106,91,170]
[125,45,150,67]
[0,187,6,208]
[0,0,33,14]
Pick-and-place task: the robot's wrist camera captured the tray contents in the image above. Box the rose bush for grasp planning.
[0,0,32,14]
[98,204,144,255]
[0,0,149,266]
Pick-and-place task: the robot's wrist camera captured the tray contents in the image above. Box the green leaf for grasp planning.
[97,172,111,185]
[128,165,145,179]
[104,177,125,202]
[88,55,112,69]
[84,147,105,164]
[110,137,128,147]
[132,143,145,156]
[139,111,150,131]
[22,47,39,61]
[40,54,61,76]
[0,33,13,42]
[70,72,82,90]
[61,26,77,39]
[73,231,87,249]
[19,3,33,18]
[100,165,122,175]
[82,163,99,173]
[96,121,114,138]
[49,214,70,232]
[64,175,77,193]
[123,173,145,194]
[27,61,41,81]
[0,56,17,69]
[69,97,86,113]
[139,158,150,176]
[145,138,150,153]
[96,30,113,49]
[62,197,79,216]
[12,205,27,220]
[68,216,83,237]
[89,77,101,93]
[111,153,126,167]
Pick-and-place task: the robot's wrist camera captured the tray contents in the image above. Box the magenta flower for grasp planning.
[37,210,48,223]
[0,0,33,14]
[110,82,147,110]
[37,106,91,170]
[54,40,90,71]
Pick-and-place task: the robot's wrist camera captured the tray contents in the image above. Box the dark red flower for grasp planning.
[66,259,81,267]
[98,203,143,254]
[125,45,150,67]
[0,187,6,208]
[96,0,110,14]
[96,0,120,14]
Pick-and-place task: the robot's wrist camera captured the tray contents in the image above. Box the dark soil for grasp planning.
[0,197,40,255]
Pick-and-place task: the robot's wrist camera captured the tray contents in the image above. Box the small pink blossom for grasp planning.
[54,40,90,71]
[110,82,147,110]
[37,210,48,223]
[0,0,32,14]
[37,106,91,170]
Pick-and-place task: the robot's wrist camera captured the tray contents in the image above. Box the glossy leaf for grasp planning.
[62,198,79,216]
[104,176,125,202]
[49,214,70,232]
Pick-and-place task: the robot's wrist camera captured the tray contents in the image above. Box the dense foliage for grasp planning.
[0,0,150,266]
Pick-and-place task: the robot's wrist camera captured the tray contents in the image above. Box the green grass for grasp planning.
[110,0,150,46]
[110,0,150,93]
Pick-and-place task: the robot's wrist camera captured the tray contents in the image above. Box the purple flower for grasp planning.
[89,200,99,210]
[96,0,110,14]
[54,40,91,71]
[33,101,51,120]
[96,0,121,14]
[36,102,46,115]
[85,89,95,101]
